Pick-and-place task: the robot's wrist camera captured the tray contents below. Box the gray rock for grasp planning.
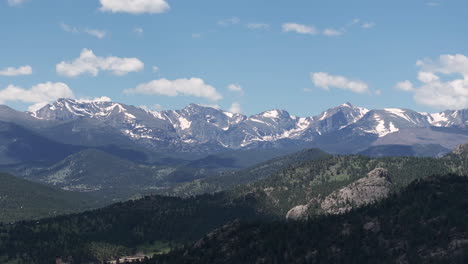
[286,204,309,220]
[320,168,393,214]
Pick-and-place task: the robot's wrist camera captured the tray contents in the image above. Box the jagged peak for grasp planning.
[259,109,290,119]
[340,102,354,107]
[186,103,220,109]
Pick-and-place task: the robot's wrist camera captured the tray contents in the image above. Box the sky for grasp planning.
[0,0,467,117]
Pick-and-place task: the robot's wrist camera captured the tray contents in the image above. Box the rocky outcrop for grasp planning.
[286,204,309,220]
[320,168,393,214]
[452,143,468,156]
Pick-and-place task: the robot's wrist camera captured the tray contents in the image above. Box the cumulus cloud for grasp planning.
[228,84,244,95]
[7,0,26,6]
[124,78,223,101]
[395,54,468,109]
[60,23,107,39]
[0,82,74,110]
[394,80,414,91]
[282,23,318,35]
[99,0,170,14]
[311,72,369,93]
[0,65,32,76]
[56,48,144,77]
[247,23,270,30]
[76,96,112,103]
[229,102,242,113]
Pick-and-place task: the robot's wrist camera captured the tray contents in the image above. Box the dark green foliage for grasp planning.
[0,193,275,263]
[2,148,468,263]
[0,173,100,222]
[359,144,450,157]
[228,153,468,216]
[152,175,468,264]
[159,148,330,197]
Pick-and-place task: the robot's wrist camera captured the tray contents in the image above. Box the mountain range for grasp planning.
[2,98,468,157]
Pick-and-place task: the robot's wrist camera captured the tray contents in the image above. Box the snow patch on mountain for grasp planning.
[178,117,192,130]
[262,110,281,119]
[384,108,413,123]
[362,114,400,137]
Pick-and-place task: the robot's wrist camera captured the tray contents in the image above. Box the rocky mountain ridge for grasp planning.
[1,98,468,154]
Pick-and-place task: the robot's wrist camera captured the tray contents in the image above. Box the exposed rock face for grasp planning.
[452,143,468,156]
[286,204,309,220]
[320,168,393,214]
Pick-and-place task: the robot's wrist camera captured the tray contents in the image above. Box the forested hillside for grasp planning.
[152,175,468,264]
[2,147,468,263]
[0,173,99,222]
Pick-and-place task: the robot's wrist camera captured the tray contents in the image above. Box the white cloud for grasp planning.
[124,78,223,101]
[229,102,242,113]
[7,0,26,6]
[84,29,106,39]
[60,23,78,33]
[427,2,440,7]
[218,17,240,26]
[134,27,144,35]
[0,65,32,76]
[311,72,369,93]
[396,54,468,109]
[362,22,376,29]
[56,48,144,77]
[395,80,414,91]
[99,0,170,14]
[152,66,160,72]
[323,28,343,37]
[0,82,74,110]
[282,23,318,35]
[60,23,107,39]
[76,96,112,103]
[228,84,244,95]
[140,104,164,111]
[192,33,202,38]
[247,23,270,30]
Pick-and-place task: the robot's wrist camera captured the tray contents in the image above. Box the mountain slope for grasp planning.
[159,148,330,197]
[0,192,275,264]
[154,174,468,264]
[0,121,83,165]
[0,172,99,222]
[24,149,212,201]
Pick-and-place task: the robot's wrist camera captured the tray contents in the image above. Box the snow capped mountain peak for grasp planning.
[31,98,128,121]
[260,109,289,119]
[340,102,354,108]
[22,98,468,152]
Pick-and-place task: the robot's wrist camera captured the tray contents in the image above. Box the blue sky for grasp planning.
[0,0,467,116]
